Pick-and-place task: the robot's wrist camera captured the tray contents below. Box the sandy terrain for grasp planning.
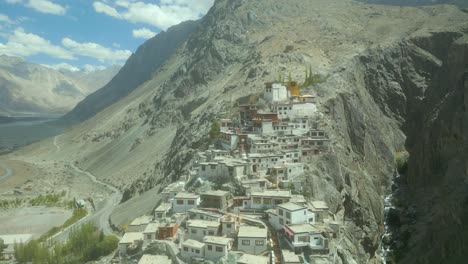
[0,206,72,238]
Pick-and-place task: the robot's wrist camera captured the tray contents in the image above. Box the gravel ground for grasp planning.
[0,206,72,238]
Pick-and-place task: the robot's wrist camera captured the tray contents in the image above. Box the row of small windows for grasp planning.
[183,247,201,254]
[241,240,265,246]
[176,200,195,205]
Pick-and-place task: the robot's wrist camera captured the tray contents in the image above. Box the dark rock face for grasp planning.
[61,20,200,124]
[349,32,468,263]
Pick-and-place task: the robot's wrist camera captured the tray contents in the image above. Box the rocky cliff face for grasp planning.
[8,0,468,262]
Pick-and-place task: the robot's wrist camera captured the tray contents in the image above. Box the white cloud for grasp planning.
[43,62,80,72]
[0,28,75,60]
[0,14,13,24]
[26,0,66,15]
[83,64,106,73]
[92,0,214,30]
[62,37,131,63]
[132,27,156,39]
[92,2,121,18]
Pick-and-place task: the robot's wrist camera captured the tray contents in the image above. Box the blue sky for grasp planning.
[0,0,214,71]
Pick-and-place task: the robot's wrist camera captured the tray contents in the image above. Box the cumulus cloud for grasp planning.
[43,62,80,72]
[0,14,13,24]
[6,0,66,15]
[92,0,214,30]
[132,27,156,39]
[0,28,75,60]
[0,28,131,65]
[27,0,66,15]
[62,37,132,63]
[83,64,106,73]
[92,2,121,18]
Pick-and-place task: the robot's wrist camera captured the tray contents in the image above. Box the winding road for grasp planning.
[49,136,122,242]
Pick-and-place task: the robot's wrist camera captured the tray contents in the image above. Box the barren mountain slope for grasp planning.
[6,0,468,263]
[0,55,120,115]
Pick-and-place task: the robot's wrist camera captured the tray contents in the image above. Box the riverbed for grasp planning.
[0,114,64,150]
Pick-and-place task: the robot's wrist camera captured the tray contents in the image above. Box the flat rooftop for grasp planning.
[310,201,329,210]
[138,254,171,264]
[277,202,306,212]
[143,223,159,233]
[237,254,269,264]
[187,220,220,229]
[189,208,223,218]
[155,202,172,212]
[182,239,205,249]
[282,250,301,263]
[250,189,291,198]
[285,223,320,234]
[237,225,267,238]
[130,215,152,226]
[119,232,143,244]
[203,236,233,245]
[174,192,200,199]
[202,190,229,197]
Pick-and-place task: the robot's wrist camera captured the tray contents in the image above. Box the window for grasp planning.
[275,199,283,205]
[208,245,213,251]
[157,213,163,218]
[184,247,188,252]
[286,212,291,219]
[177,200,183,205]
[226,224,232,228]
[278,209,283,216]
[216,246,223,252]
[263,198,271,204]
[195,249,200,254]
[191,229,196,234]
[208,231,214,235]
[253,197,261,204]
[202,165,206,171]
[191,249,194,252]
[242,240,250,245]
[203,230,206,235]
[279,219,284,225]
[286,221,290,224]
[188,200,195,205]
[298,236,309,242]
[147,235,152,239]
[255,240,265,246]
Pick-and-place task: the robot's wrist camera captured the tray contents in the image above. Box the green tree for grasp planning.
[209,120,220,140]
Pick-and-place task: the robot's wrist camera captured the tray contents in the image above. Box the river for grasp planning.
[0,114,64,151]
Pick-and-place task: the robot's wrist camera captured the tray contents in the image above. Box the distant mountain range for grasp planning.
[0,55,121,115]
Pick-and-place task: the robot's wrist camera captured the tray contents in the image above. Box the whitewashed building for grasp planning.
[247,190,291,210]
[143,223,159,246]
[119,232,143,257]
[237,225,268,255]
[268,202,315,230]
[271,163,305,186]
[187,220,220,241]
[154,202,172,220]
[248,153,284,173]
[264,82,289,102]
[309,201,329,223]
[282,224,328,253]
[181,239,205,261]
[128,215,152,232]
[138,254,171,264]
[188,208,224,222]
[221,215,238,238]
[203,236,233,262]
[172,192,200,213]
